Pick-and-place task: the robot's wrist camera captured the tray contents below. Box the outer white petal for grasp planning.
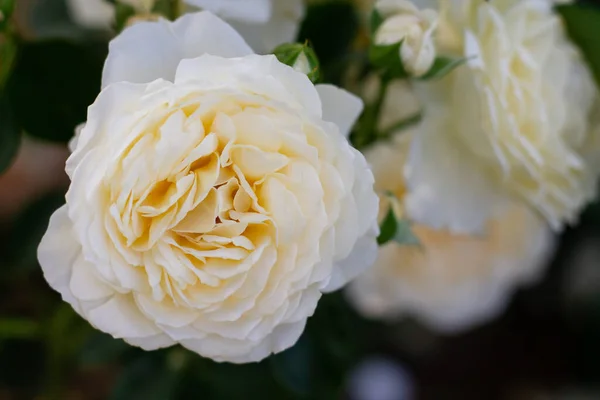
[102,11,253,88]
[66,80,169,185]
[323,147,379,293]
[185,0,272,23]
[69,254,114,302]
[405,110,509,234]
[37,205,83,313]
[182,319,307,364]
[175,54,322,117]
[324,227,379,293]
[124,334,175,351]
[85,295,163,340]
[317,84,364,138]
[38,207,170,347]
[224,320,307,364]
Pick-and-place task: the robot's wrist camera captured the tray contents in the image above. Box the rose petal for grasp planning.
[405,110,509,233]
[316,84,364,138]
[86,295,162,339]
[324,226,379,293]
[175,54,322,117]
[37,205,82,313]
[102,11,253,87]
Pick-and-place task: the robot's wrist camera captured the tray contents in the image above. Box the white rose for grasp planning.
[67,0,304,54]
[405,0,599,233]
[38,11,378,363]
[348,132,555,333]
[374,0,438,76]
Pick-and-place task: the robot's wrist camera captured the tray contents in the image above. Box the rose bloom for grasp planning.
[404,0,599,233]
[375,0,439,76]
[66,0,304,53]
[347,131,555,333]
[38,12,378,363]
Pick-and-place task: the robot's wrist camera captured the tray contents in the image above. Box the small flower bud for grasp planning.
[273,42,321,83]
[374,0,438,77]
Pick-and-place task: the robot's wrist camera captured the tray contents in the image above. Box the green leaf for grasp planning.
[393,218,420,246]
[377,206,398,245]
[380,112,423,138]
[377,205,420,246]
[370,8,384,36]
[0,0,15,17]
[556,4,600,87]
[178,355,290,400]
[0,192,65,272]
[111,352,179,400]
[79,332,130,366]
[115,3,136,32]
[0,318,38,339]
[6,40,106,143]
[298,1,359,81]
[270,335,313,397]
[273,43,303,66]
[0,34,16,89]
[419,56,469,80]
[0,92,20,174]
[0,0,14,31]
[369,42,408,79]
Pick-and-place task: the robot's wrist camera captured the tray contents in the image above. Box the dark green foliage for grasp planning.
[557,3,600,87]
[6,40,106,143]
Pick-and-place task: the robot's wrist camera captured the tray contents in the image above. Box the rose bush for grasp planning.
[38,11,378,363]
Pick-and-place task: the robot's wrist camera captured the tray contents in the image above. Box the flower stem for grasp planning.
[170,0,182,20]
[379,112,422,139]
[354,76,391,149]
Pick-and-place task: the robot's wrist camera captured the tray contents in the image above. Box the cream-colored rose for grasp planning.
[347,132,555,332]
[405,0,599,233]
[67,0,304,54]
[374,0,438,76]
[38,12,378,363]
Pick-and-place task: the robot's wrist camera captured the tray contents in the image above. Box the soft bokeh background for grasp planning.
[3,0,600,399]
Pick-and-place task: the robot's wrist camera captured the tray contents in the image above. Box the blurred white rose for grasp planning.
[374,0,438,76]
[67,0,304,53]
[38,12,378,363]
[66,0,115,29]
[405,0,599,233]
[187,0,305,53]
[348,131,555,333]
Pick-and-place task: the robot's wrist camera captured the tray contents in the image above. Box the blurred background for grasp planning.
[3,0,600,399]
